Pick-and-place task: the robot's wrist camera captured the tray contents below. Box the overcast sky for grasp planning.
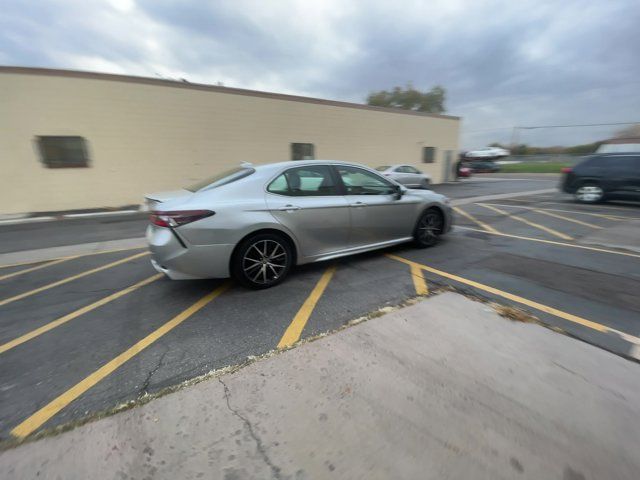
[2,0,639,148]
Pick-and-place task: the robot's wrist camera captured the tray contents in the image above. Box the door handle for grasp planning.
[350,201,367,207]
[278,205,301,211]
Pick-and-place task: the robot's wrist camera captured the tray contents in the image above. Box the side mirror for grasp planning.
[393,185,405,200]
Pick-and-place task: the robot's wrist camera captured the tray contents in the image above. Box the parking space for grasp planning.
[1,181,640,444]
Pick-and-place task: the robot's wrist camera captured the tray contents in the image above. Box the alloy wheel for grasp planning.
[417,211,442,245]
[575,185,603,203]
[242,239,288,285]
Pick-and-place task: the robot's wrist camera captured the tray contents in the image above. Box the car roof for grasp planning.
[249,160,373,174]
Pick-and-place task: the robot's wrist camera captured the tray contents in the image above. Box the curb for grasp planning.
[0,208,144,226]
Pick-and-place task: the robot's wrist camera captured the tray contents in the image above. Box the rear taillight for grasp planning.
[561,167,572,174]
[150,210,215,227]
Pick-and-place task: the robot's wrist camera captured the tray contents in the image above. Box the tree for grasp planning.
[366,84,446,114]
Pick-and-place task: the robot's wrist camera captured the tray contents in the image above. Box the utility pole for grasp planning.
[510,126,519,149]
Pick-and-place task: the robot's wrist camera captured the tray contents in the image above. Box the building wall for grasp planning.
[0,70,460,214]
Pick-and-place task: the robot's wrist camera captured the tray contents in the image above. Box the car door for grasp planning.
[265,164,350,258]
[607,156,638,196]
[333,164,418,246]
[631,156,640,197]
[394,166,413,186]
[403,166,423,187]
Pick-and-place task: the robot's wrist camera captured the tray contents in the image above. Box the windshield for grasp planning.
[185,167,255,192]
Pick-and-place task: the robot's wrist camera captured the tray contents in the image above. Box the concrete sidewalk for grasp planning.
[2,293,639,479]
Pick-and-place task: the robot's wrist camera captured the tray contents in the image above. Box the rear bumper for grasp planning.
[146,225,234,280]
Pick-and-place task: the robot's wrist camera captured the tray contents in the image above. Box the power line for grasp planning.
[518,121,640,129]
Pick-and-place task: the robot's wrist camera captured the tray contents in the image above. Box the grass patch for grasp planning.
[499,162,570,173]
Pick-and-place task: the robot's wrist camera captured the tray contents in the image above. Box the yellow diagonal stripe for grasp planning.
[0,274,163,354]
[386,253,607,332]
[479,204,573,241]
[453,206,499,234]
[0,257,77,282]
[0,252,149,307]
[277,265,336,349]
[531,208,603,229]
[11,282,230,439]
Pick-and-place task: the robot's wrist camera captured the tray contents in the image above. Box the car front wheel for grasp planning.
[575,183,604,203]
[413,208,443,248]
[232,233,293,289]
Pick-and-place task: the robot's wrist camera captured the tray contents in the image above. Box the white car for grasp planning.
[465,147,510,159]
[375,165,432,189]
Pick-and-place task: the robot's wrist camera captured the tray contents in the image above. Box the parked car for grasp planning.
[561,153,640,203]
[459,166,472,178]
[465,146,510,159]
[146,161,453,288]
[469,161,501,173]
[375,165,432,188]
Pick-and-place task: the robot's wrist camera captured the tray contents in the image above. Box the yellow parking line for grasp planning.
[540,201,640,214]
[456,226,640,259]
[479,204,573,241]
[410,264,428,295]
[453,206,500,234]
[531,209,603,229]
[10,282,230,439]
[0,252,149,307]
[0,246,146,270]
[0,274,163,355]
[481,203,624,221]
[386,254,608,332]
[0,257,78,282]
[277,265,336,349]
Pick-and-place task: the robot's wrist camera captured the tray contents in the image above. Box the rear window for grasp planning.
[185,167,255,192]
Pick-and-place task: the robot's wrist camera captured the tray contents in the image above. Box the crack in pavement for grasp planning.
[218,377,283,480]
[138,347,169,397]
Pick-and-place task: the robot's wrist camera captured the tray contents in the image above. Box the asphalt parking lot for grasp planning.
[1,174,639,444]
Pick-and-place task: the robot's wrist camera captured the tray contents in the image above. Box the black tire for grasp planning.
[574,182,604,204]
[232,233,293,289]
[420,178,431,189]
[413,208,443,248]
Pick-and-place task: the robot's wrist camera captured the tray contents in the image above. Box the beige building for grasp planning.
[0,67,460,215]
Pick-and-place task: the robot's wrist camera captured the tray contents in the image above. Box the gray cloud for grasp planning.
[1,0,639,147]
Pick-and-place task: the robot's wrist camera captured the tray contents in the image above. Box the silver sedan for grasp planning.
[375,165,432,188]
[146,160,452,288]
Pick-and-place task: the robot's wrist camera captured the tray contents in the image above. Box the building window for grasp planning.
[37,136,90,168]
[291,143,315,160]
[422,146,436,164]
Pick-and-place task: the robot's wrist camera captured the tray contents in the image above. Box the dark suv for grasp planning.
[561,153,640,203]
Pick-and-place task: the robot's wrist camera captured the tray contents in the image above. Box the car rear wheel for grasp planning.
[413,208,443,248]
[232,233,293,289]
[575,183,604,203]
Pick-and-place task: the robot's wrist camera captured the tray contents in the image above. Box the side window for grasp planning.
[267,165,337,196]
[406,166,421,174]
[610,157,636,172]
[396,166,410,173]
[578,156,603,171]
[336,166,396,195]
